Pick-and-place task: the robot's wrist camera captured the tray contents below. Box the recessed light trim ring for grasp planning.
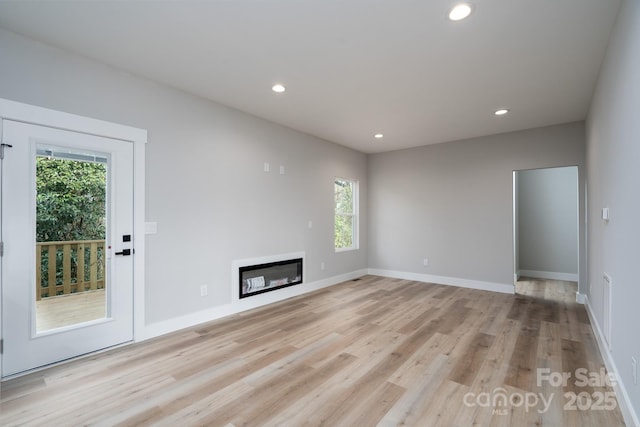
[448,3,473,21]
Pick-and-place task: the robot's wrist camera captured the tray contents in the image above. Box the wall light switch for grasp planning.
[602,207,610,221]
[145,222,158,234]
[308,220,313,229]
[264,162,270,172]
[280,165,285,175]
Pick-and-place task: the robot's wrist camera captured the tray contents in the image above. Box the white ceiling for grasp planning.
[0,0,621,153]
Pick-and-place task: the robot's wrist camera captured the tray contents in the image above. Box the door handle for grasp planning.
[115,249,131,256]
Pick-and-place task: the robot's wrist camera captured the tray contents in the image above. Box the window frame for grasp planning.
[334,177,359,252]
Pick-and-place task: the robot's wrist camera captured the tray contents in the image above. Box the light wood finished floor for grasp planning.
[36,289,106,332]
[1,276,625,426]
[515,277,578,303]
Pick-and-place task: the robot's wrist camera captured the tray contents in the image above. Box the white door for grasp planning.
[1,119,134,376]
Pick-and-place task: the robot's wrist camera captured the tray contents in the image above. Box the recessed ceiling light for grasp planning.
[494,108,509,116]
[272,84,286,93]
[374,133,384,139]
[448,3,473,21]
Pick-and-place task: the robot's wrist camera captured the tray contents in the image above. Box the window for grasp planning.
[334,178,358,251]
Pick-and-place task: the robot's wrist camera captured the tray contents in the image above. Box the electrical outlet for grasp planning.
[200,285,208,297]
[632,357,637,385]
[423,258,429,267]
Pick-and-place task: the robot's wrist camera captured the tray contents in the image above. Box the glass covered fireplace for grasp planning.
[239,258,303,299]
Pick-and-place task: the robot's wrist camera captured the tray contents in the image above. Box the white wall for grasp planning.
[0,28,368,327]
[586,0,640,422]
[368,122,586,291]
[517,167,578,280]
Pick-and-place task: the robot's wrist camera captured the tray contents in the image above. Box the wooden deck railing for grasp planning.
[36,240,106,300]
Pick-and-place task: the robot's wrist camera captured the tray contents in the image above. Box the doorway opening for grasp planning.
[1,98,146,378]
[513,166,579,302]
[1,119,134,377]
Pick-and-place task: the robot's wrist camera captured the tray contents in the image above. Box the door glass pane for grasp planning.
[35,146,109,332]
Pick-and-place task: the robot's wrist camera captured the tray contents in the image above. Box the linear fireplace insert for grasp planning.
[239,258,303,298]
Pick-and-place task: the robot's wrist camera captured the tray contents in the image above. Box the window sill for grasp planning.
[335,247,359,253]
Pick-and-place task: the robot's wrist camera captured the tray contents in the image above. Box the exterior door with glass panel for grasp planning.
[1,120,134,376]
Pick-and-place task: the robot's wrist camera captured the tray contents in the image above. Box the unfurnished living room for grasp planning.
[0,1,638,426]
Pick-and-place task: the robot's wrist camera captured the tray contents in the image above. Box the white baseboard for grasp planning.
[575,292,586,304]
[141,269,368,341]
[367,269,514,294]
[142,267,515,341]
[518,269,578,282]
[584,296,640,427]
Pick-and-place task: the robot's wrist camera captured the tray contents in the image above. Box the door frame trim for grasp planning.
[0,98,147,377]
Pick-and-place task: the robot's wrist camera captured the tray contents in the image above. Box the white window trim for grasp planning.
[334,177,359,252]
